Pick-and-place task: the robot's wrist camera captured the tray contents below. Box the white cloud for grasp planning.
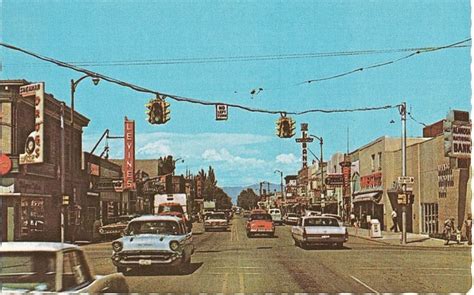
[201,148,266,168]
[276,153,299,164]
[136,140,172,156]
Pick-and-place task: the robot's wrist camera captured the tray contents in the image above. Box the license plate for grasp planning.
[321,235,330,239]
[139,259,152,265]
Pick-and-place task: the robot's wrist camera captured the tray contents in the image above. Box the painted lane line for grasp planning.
[350,275,379,294]
[216,266,263,269]
[221,272,228,293]
[357,267,470,271]
[239,272,245,293]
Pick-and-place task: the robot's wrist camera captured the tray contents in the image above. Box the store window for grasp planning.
[20,198,45,237]
[371,154,375,172]
[378,152,382,170]
[421,203,438,234]
[0,102,12,154]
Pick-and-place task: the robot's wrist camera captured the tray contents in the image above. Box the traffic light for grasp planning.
[145,98,171,124]
[275,116,296,138]
[443,119,453,156]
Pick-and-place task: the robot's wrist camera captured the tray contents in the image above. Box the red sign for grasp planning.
[0,154,12,176]
[360,172,383,190]
[123,118,136,190]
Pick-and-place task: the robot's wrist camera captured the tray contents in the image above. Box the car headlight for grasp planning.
[112,241,123,252]
[170,240,180,251]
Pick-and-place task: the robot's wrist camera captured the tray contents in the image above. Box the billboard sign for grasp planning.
[19,83,44,165]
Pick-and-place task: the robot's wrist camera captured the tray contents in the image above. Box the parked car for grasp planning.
[268,208,283,225]
[204,212,229,231]
[284,213,300,225]
[99,214,139,240]
[291,216,348,249]
[0,242,129,293]
[242,210,251,218]
[246,210,275,237]
[111,215,194,274]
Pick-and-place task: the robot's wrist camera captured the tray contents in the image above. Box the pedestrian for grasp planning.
[444,218,454,245]
[350,212,356,227]
[464,213,472,245]
[390,210,398,232]
[456,225,462,244]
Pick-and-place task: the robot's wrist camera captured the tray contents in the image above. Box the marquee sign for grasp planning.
[19,83,44,165]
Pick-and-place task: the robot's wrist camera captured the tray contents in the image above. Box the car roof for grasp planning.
[131,215,181,222]
[251,209,266,213]
[302,216,337,220]
[0,242,79,252]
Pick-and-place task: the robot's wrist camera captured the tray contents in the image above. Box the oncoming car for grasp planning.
[204,212,229,231]
[111,215,194,274]
[284,213,300,225]
[246,210,275,237]
[0,242,128,293]
[269,208,283,225]
[291,216,348,249]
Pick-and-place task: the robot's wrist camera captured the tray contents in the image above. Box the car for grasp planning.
[291,216,348,249]
[111,215,194,274]
[268,208,283,225]
[0,242,129,293]
[322,213,344,226]
[242,210,251,218]
[204,212,229,231]
[246,210,275,237]
[99,214,140,240]
[284,213,300,225]
[157,202,193,231]
[304,210,322,217]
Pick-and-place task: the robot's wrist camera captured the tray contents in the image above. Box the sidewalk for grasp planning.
[347,226,472,248]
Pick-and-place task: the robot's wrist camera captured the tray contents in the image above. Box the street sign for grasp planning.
[397,176,415,185]
[295,137,314,143]
[325,174,344,186]
[397,193,407,205]
[216,104,228,120]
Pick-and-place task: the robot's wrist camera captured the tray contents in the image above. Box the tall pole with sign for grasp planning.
[400,102,407,245]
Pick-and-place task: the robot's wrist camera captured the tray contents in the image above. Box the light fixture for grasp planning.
[92,76,100,86]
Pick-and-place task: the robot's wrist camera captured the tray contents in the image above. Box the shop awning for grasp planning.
[352,192,382,203]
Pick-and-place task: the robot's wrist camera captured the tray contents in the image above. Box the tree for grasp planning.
[237,188,258,210]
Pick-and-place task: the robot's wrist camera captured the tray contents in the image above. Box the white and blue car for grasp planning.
[291,216,348,249]
[111,215,194,274]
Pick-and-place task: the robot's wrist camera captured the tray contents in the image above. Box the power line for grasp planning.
[0,41,402,116]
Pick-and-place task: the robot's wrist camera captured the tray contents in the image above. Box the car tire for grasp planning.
[300,241,307,249]
[117,266,127,273]
[269,232,274,238]
[247,232,252,238]
[336,242,344,249]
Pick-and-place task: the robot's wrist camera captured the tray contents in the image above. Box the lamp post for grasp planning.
[399,102,407,245]
[70,75,100,203]
[309,134,324,211]
[274,169,285,201]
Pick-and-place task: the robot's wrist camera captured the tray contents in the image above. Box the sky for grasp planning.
[1,1,471,187]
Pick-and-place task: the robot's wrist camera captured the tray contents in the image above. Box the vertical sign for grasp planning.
[295,123,313,168]
[19,83,44,164]
[123,117,136,190]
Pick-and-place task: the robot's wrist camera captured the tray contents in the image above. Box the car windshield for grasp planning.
[305,218,339,227]
[128,220,181,235]
[250,214,272,221]
[158,204,184,214]
[0,252,56,291]
[270,210,281,214]
[206,213,226,220]
[288,214,298,217]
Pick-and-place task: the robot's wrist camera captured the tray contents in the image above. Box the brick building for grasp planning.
[0,80,89,241]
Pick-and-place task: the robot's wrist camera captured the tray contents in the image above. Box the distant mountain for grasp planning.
[222,183,281,205]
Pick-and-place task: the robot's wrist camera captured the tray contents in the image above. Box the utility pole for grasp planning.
[274,170,285,201]
[60,102,66,243]
[400,102,407,245]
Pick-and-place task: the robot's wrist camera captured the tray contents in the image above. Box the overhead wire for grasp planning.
[0,41,401,116]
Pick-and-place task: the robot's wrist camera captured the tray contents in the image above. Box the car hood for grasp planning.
[118,234,185,251]
[304,226,346,235]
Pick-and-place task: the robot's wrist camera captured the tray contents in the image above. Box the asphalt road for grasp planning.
[83,215,472,293]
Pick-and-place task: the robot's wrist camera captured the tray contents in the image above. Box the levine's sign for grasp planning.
[123,117,136,190]
[19,83,45,165]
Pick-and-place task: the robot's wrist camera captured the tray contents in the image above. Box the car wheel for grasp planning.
[117,266,127,273]
[247,232,252,238]
[336,242,343,248]
[269,232,274,237]
[300,241,307,249]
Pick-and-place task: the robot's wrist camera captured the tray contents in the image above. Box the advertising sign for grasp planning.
[451,123,471,158]
[123,118,136,190]
[19,83,44,165]
[325,173,344,186]
[216,104,228,120]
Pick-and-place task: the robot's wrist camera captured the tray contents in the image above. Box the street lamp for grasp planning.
[309,134,324,186]
[70,74,100,204]
[274,169,285,201]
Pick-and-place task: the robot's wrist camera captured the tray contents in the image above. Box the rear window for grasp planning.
[270,209,281,214]
[304,218,339,227]
[206,213,226,220]
[158,204,184,214]
[250,214,272,220]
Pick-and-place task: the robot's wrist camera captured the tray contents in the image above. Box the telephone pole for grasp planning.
[400,102,407,245]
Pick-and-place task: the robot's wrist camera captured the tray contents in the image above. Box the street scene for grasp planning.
[0,1,472,293]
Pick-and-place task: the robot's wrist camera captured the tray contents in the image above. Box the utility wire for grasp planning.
[407,106,427,127]
[0,41,401,115]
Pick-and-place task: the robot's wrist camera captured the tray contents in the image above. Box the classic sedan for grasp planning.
[0,242,128,293]
[111,215,194,274]
[204,212,229,231]
[246,210,275,237]
[284,213,300,225]
[291,216,348,249]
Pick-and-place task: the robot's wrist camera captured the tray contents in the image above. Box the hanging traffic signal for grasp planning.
[146,97,171,125]
[276,116,296,138]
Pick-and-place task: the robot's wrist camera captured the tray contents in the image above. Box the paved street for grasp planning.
[83,216,472,293]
